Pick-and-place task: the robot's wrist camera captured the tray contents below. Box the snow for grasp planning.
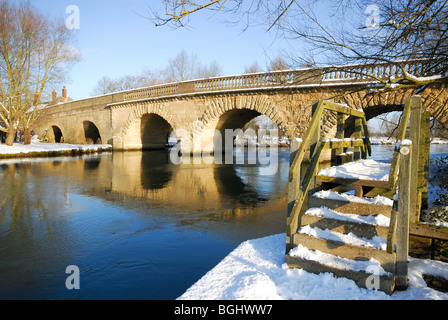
[322,138,363,143]
[304,206,391,227]
[289,244,390,276]
[312,190,393,206]
[370,137,448,145]
[404,70,444,83]
[178,234,448,300]
[298,225,387,250]
[397,139,412,147]
[0,136,111,155]
[318,159,391,181]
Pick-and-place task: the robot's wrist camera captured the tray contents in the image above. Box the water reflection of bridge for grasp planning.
[3,150,289,216]
[108,150,289,212]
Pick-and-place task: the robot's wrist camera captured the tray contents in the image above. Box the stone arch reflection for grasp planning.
[84,156,101,171]
[140,150,173,190]
[213,163,269,206]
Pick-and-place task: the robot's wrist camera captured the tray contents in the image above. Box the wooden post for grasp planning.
[396,142,412,290]
[332,112,345,165]
[409,96,423,223]
[353,118,362,160]
[286,101,324,241]
[389,98,412,188]
[418,110,431,212]
[310,103,321,157]
[287,138,302,247]
[310,102,321,194]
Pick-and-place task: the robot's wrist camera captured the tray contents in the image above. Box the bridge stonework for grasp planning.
[33,62,448,152]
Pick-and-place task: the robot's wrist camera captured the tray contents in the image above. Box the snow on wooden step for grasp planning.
[298,225,388,251]
[289,244,391,276]
[318,159,391,181]
[312,190,393,206]
[304,206,390,227]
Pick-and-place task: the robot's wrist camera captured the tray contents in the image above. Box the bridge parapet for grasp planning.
[323,59,446,83]
[121,59,445,102]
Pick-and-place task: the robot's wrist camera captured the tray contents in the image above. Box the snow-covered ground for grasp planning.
[0,136,111,155]
[370,136,448,145]
[317,159,391,181]
[179,233,448,300]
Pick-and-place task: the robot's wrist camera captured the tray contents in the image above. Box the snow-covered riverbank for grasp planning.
[178,233,448,300]
[370,137,448,145]
[0,137,111,158]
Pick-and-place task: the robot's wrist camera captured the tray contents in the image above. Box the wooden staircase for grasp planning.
[286,184,396,294]
[285,97,431,295]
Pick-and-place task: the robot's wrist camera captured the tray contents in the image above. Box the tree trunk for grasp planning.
[23,128,31,145]
[5,128,15,146]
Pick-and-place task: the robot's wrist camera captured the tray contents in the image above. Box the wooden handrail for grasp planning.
[395,141,412,289]
[287,96,432,291]
[287,100,370,238]
[388,97,414,189]
[385,96,431,290]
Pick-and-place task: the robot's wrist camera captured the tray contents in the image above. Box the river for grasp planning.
[0,144,447,299]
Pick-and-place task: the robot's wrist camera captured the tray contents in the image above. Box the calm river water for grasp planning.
[1,145,447,300]
[0,149,290,299]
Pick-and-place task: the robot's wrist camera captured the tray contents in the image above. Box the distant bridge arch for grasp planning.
[51,125,64,143]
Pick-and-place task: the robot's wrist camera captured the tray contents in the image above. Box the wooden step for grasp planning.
[308,190,393,217]
[316,175,390,188]
[299,214,390,239]
[290,233,396,273]
[288,199,397,295]
[287,230,396,294]
[285,253,395,295]
[316,159,391,189]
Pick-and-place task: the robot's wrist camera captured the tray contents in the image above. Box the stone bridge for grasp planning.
[34,60,448,153]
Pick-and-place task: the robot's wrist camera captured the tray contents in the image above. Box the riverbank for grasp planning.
[371,136,448,145]
[178,233,448,300]
[0,137,112,159]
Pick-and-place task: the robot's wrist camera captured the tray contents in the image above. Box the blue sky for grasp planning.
[28,0,289,100]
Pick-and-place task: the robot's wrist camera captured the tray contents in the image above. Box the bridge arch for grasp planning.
[120,102,175,150]
[340,87,448,136]
[51,125,64,143]
[83,121,102,144]
[196,95,290,153]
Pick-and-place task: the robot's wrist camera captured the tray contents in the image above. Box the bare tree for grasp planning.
[90,76,119,96]
[141,67,173,86]
[166,50,198,81]
[151,0,448,89]
[91,50,223,96]
[197,60,223,79]
[166,50,222,81]
[90,75,149,96]
[0,0,80,145]
[244,61,262,74]
[267,56,290,71]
